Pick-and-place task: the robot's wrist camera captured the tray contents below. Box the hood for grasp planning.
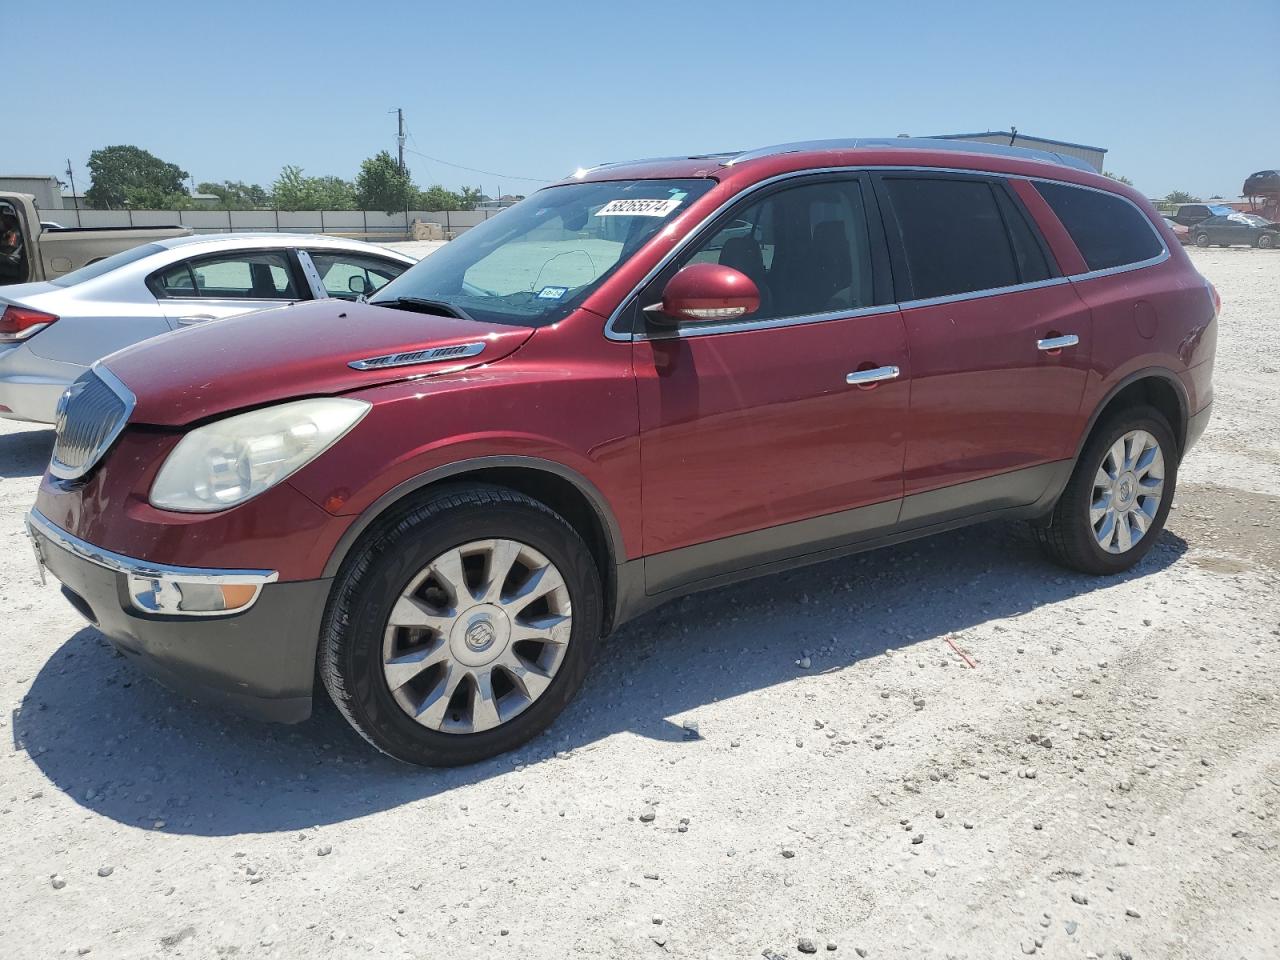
[102,299,534,426]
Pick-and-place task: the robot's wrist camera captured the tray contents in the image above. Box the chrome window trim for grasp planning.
[604,165,1169,342]
[27,508,279,586]
[643,304,899,340]
[48,364,137,481]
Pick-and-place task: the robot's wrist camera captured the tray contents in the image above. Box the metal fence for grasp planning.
[44,207,502,238]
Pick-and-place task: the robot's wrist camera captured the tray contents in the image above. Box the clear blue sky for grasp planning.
[7,0,1278,201]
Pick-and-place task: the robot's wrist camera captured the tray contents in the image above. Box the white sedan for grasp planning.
[0,233,415,423]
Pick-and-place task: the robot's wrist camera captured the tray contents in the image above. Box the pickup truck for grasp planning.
[1,192,191,286]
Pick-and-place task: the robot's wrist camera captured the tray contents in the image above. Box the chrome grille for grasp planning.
[49,368,135,480]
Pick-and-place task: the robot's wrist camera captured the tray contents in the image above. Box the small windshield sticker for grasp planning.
[537,286,569,300]
[594,197,683,218]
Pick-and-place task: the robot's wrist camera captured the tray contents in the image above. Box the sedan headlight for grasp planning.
[150,398,370,512]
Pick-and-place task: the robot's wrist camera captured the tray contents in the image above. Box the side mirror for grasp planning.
[348,274,371,295]
[650,262,760,324]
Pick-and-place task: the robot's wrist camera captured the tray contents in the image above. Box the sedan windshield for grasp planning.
[370,179,715,326]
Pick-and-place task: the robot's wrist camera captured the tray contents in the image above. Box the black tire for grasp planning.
[1259,234,1275,250]
[1034,405,1179,575]
[1194,233,1210,247]
[319,484,603,766]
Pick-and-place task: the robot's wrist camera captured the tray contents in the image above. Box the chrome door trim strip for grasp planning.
[603,165,1170,342]
[641,304,899,340]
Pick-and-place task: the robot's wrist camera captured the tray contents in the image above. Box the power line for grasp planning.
[402,144,554,184]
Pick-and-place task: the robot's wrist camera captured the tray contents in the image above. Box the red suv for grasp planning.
[27,139,1218,766]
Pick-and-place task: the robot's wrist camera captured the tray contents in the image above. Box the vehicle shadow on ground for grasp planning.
[0,427,54,479]
[16,521,1188,836]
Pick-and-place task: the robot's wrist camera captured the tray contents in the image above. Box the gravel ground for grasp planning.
[0,248,1277,959]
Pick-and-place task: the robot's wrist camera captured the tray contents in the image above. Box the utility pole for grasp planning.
[396,108,406,173]
[65,159,79,210]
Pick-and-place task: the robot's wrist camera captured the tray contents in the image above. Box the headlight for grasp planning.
[150,398,370,512]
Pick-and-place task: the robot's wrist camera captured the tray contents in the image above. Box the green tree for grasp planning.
[197,180,270,210]
[270,166,356,210]
[1103,171,1133,186]
[355,151,414,214]
[456,186,484,211]
[85,145,189,209]
[416,184,463,211]
[1165,190,1199,204]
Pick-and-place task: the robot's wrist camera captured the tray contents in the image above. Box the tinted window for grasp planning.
[994,188,1053,283]
[48,243,166,287]
[153,251,300,300]
[674,177,875,323]
[309,251,407,299]
[1036,182,1164,271]
[883,177,1019,299]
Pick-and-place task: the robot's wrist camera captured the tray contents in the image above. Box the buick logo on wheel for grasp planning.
[465,617,497,651]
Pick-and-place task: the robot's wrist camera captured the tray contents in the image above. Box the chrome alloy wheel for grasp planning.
[381,539,572,734]
[1091,430,1166,554]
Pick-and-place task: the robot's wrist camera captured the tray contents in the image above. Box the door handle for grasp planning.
[1037,334,1079,352]
[845,365,900,386]
[176,314,216,326]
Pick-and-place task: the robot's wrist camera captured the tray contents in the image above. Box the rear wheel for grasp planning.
[1034,406,1178,575]
[319,485,603,766]
[1194,232,1210,247]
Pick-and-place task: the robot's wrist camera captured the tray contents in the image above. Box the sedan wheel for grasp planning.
[1259,234,1275,249]
[1194,233,1210,247]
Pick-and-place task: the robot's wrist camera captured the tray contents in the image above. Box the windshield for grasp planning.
[49,242,165,287]
[370,178,715,326]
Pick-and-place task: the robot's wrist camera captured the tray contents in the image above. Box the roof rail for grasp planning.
[722,137,1097,173]
[567,152,739,178]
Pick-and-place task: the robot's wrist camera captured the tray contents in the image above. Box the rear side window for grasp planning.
[153,251,300,300]
[882,177,1027,300]
[1035,182,1164,272]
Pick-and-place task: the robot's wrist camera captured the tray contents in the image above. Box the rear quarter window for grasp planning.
[1035,182,1164,272]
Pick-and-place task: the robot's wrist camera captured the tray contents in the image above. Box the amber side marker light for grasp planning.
[126,577,266,616]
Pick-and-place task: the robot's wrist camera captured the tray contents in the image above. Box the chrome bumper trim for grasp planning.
[26,508,278,585]
[26,508,279,617]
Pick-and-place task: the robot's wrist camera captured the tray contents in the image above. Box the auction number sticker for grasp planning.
[537,286,569,300]
[594,197,683,217]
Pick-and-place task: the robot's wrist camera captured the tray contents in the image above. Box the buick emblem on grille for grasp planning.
[48,367,137,481]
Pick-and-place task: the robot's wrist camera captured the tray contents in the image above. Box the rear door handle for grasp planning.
[845,365,900,386]
[1037,334,1079,352]
[176,314,216,326]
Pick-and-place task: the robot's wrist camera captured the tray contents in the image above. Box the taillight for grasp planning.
[0,305,58,342]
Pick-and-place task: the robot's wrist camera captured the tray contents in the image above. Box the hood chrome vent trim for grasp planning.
[348,341,486,371]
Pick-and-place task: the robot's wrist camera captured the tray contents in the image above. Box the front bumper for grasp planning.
[27,508,330,723]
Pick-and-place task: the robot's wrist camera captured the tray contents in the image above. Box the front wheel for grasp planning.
[319,485,603,766]
[1194,232,1211,247]
[1259,233,1275,249]
[1034,406,1178,575]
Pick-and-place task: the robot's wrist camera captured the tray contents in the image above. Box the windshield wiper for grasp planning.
[372,296,475,322]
